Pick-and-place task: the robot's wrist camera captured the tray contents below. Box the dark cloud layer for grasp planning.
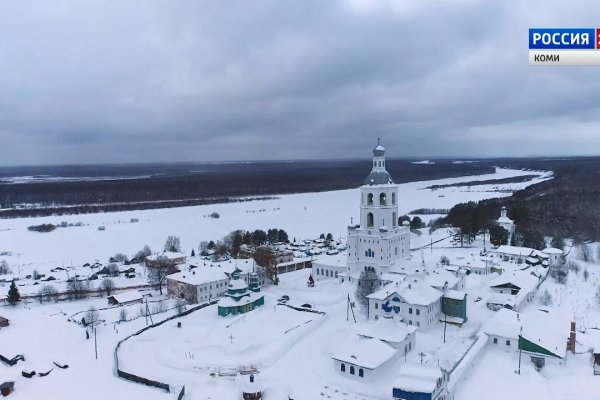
[1,0,600,166]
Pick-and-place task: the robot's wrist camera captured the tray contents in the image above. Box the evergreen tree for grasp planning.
[191,249,195,257]
[510,231,517,246]
[7,280,20,305]
[319,233,325,239]
[489,224,509,246]
[551,236,565,250]
[278,229,289,243]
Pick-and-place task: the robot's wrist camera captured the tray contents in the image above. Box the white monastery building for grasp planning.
[346,141,411,276]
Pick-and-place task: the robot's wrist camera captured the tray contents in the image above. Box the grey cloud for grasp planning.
[1,0,600,165]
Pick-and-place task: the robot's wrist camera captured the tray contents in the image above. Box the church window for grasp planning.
[367,213,374,228]
[409,308,413,314]
[416,309,420,315]
[359,368,364,377]
[350,366,355,375]
[341,363,346,372]
[378,161,381,167]
[375,303,379,309]
[380,192,386,206]
[392,192,396,204]
[367,193,373,205]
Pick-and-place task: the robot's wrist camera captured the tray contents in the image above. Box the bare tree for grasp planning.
[147,255,173,295]
[0,260,11,275]
[85,307,100,329]
[539,289,553,306]
[37,285,59,303]
[111,253,128,263]
[118,308,127,322]
[67,279,89,300]
[355,269,380,309]
[175,299,186,314]
[106,263,120,277]
[100,278,115,297]
[164,236,181,253]
[134,245,152,261]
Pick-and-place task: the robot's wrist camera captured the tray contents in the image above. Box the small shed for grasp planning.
[107,291,143,306]
[0,316,9,329]
[0,379,14,397]
[242,374,262,400]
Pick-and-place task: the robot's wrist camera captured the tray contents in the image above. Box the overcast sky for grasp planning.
[1,0,600,166]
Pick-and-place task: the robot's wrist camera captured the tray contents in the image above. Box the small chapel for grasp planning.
[217,269,264,316]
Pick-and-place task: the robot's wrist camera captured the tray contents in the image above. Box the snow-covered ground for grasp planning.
[0,166,564,400]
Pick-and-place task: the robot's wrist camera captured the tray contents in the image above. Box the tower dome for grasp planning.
[373,144,386,157]
[364,139,393,185]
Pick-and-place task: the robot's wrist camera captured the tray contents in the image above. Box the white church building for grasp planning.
[346,141,411,276]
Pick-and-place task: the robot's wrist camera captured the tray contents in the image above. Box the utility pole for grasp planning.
[443,313,447,344]
[94,326,98,360]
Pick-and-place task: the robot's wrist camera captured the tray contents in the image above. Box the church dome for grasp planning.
[373,144,385,157]
[364,171,394,185]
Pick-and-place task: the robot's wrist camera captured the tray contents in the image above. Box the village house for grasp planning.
[332,335,399,380]
[393,364,451,400]
[482,308,522,350]
[486,271,539,312]
[312,253,348,280]
[166,258,264,304]
[367,279,442,330]
[0,316,8,329]
[145,252,187,268]
[107,291,145,306]
[495,245,535,264]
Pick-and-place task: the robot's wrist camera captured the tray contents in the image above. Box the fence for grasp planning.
[114,300,218,396]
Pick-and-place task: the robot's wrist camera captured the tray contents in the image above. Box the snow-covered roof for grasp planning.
[520,311,569,359]
[490,271,538,292]
[356,319,416,344]
[369,280,442,306]
[423,268,460,290]
[496,246,534,257]
[167,267,229,286]
[443,290,466,301]
[486,293,517,308]
[496,216,514,224]
[109,291,142,304]
[394,364,443,393]
[312,253,348,268]
[543,247,563,255]
[482,308,522,340]
[228,278,248,290]
[146,251,186,262]
[218,291,263,308]
[331,336,396,370]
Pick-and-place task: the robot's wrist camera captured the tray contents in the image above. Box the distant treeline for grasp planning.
[424,174,540,190]
[437,157,600,243]
[0,196,275,219]
[0,160,493,218]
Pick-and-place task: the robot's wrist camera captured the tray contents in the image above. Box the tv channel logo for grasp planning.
[529,28,599,50]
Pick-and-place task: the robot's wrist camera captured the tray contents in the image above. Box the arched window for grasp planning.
[392,192,396,204]
[367,213,374,228]
[341,363,346,372]
[367,193,373,205]
[373,160,376,167]
[380,193,386,206]
[416,309,420,315]
[326,270,329,277]
[350,366,355,375]
[393,212,397,227]
[378,161,381,167]
[359,368,364,377]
